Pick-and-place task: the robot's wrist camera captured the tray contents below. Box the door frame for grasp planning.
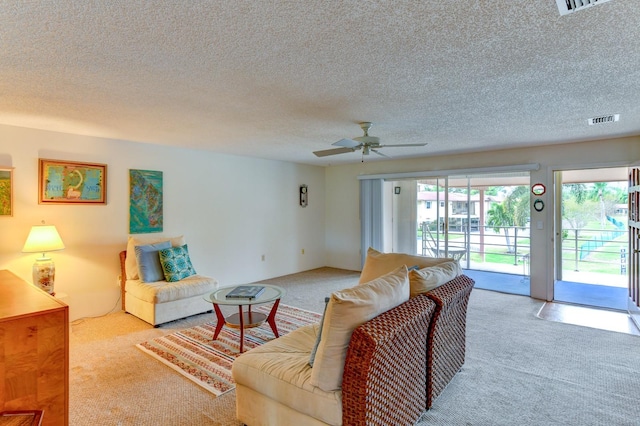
[628,166,640,328]
[551,164,631,308]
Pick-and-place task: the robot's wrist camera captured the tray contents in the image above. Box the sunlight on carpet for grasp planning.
[537,301,640,336]
[136,303,321,396]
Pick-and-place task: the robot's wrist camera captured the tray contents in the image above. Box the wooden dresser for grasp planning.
[0,270,69,426]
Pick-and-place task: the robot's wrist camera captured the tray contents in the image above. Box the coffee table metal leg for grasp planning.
[266,299,281,338]
[239,305,245,353]
[212,303,225,340]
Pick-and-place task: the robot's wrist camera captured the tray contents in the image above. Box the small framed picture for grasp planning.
[0,167,13,216]
[39,159,107,204]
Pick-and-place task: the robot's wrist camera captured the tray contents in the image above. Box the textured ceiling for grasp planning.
[1,1,639,166]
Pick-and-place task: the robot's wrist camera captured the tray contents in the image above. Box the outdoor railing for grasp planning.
[561,227,628,274]
[420,222,629,277]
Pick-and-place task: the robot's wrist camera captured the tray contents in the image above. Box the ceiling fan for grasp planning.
[313,122,427,158]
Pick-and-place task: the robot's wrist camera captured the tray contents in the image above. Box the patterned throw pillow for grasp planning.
[158,244,197,282]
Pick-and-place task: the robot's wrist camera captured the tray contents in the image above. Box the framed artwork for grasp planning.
[129,169,163,234]
[39,159,107,204]
[0,167,13,216]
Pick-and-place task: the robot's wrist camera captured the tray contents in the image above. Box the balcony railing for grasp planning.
[419,222,629,278]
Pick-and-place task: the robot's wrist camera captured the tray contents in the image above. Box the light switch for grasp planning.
[537,221,543,230]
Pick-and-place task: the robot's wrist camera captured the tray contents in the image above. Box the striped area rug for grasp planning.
[136,303,320,396]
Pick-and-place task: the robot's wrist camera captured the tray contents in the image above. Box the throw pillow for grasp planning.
[134,241,172,283]
[408,260,462,298]
[309,265,410,392]
[359,247,454,284]
[125,235,186,279]
[309,296,331,367]
[158,244,197,282]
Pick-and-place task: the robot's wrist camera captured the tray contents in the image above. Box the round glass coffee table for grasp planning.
[203,284,285,353]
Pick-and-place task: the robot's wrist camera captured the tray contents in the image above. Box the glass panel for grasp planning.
[417,177,446,257]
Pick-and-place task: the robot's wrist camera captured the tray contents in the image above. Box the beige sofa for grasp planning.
[232,248,475,425]
[119,235,218,326]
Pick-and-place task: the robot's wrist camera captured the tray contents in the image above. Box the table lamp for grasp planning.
[22,224,65,295]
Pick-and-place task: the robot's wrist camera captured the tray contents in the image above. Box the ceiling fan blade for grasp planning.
[371,149,390,158]
[376,143,428,148]
[313,147,356,157]
[332,138,360,148]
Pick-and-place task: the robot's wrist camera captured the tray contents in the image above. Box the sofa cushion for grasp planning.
[359,247,452,284]
[159,244,197,282]
[310,265,410,392]
[135,241,172,283]
[409,260,462,298]
[125,274,217,303]
[125,235,186,279]
[232,324,343,426]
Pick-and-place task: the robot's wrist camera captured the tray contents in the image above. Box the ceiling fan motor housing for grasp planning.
[354,135,380,146]
[355,122,379,147]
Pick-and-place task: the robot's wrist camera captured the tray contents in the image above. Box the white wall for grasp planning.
[3,124,638,319]
[0,124,326,321]
[325,136,640,301]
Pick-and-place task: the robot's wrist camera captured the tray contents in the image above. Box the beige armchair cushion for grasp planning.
[125,274,217,303]
[310,265,410,392]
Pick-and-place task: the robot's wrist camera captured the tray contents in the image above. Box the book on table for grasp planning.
[226,285,265,300]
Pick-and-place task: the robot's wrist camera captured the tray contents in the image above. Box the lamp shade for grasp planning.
[22,225,65,254]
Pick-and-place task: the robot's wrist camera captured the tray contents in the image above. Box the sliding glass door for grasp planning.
[361,165,537,295]
[384,171,532,296]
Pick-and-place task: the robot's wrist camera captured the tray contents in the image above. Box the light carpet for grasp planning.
[136,303,321,396]
[70,267,640,425]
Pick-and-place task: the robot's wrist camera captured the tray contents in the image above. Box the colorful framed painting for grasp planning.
[39,159,107,204]
[0,167,13,216]
[129,169,163,234]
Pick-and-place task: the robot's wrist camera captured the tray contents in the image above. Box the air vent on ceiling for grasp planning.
[556,0,613,16]
[588,114,619,125]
